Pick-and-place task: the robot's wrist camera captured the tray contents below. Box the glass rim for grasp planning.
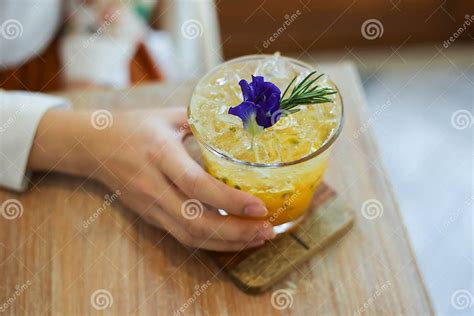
[187,54,345,168]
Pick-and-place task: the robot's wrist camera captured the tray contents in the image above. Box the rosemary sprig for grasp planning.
[279,71,337,113]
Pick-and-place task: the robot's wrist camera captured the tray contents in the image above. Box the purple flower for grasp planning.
[228,75,281,130]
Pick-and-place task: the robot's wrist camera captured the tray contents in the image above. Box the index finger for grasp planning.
[154,141,268,218]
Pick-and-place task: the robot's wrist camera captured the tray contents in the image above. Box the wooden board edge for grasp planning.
[226,208,355,295]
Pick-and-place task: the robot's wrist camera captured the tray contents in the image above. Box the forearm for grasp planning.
[27,110,98,178]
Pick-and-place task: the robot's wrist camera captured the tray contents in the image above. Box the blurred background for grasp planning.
[1,0,472,314]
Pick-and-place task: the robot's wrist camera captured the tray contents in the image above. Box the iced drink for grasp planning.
[188,54,343,233]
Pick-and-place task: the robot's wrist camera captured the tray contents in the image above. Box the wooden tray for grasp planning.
[207,183,355,294]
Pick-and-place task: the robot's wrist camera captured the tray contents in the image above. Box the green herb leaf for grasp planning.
[280,72,337,111]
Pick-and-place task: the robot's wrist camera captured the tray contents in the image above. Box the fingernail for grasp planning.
[257,227,276,240]
[243,204,267,217]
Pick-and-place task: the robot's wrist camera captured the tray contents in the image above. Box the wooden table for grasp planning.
[0,62,433,315]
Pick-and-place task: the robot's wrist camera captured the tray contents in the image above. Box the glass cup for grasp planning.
[188,55,343,234]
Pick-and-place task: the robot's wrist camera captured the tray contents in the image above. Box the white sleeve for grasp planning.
[0,91,70,191]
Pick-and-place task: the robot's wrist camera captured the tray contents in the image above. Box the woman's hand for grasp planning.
[28,108,275,251]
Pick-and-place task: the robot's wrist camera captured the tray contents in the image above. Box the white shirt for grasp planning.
[0,91,69,191]
[0,1,66,191]
[0,0,62,69]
